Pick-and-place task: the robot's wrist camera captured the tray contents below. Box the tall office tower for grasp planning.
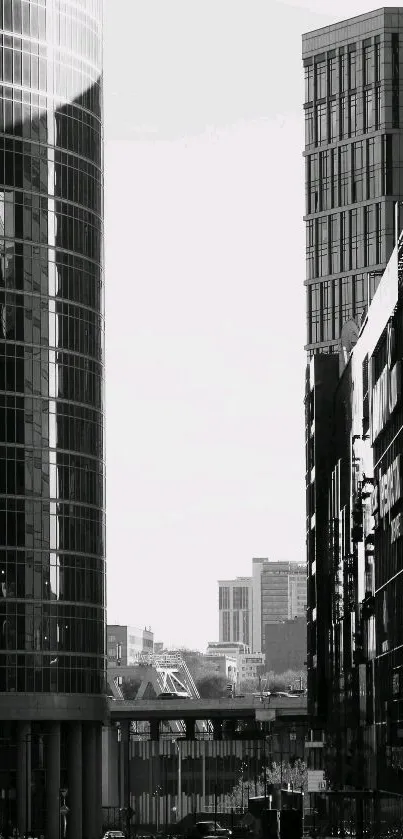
[218,576,252,648]
[0,1,105,837]
[252,560,307,652]
[303,9,403,357]
[253,560,306,652]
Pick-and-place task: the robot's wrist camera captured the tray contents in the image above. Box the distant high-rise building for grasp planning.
[217,576,252,647]
[218,560,306,652]
[107,625,154,665]
[303,8,403,358]
[252,559,307,651]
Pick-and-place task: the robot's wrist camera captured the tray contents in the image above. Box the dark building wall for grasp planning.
[264,617,307,674]
[370,276,403,797]
[305,354,340,720]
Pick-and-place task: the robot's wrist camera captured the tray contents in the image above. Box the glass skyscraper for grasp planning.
[0,1,105,836]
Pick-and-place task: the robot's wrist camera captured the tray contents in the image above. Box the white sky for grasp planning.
[103,1,400,651]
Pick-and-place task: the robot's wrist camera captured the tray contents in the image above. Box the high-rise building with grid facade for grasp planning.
[218,576,253,648]
[0,1,106,837]
[218,561,306,653]
[303,8,403,357]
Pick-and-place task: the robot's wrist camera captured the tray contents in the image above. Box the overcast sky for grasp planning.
[103,0,398,651]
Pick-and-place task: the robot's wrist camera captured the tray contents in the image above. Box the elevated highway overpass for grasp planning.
[107,694,307,724]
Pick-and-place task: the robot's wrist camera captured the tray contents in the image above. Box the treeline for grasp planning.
[117,669,307,701]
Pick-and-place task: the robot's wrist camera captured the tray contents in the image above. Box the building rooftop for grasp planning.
[302,7,402,55]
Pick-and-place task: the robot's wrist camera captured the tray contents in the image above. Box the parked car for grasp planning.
[187,821,232,839]
[102,831,126,839]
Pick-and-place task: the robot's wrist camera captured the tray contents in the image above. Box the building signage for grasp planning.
[370,455,402,543]
[370,322,401,443]
[391,513,403,545]
[371,362,401,443]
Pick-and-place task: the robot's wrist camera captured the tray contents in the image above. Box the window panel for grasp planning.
[349,94,357,137]
[341,277,353,322]
[316,103,327,145]
[328,55,337,96]
[309,282,321,344]
[375,85,381,130]
[306,219,315,280]
[322,280,333,341]
[339,52,346,93]
[317,216,328,277]
[364,43,373,86]
[352,141,364,203]
[349,50,357,89]
[305,63,314,102]
[329,99,337,143]
[339,145,349,205]
[316,61,326,99]
[330,214,340,274]
[364,89,373,132]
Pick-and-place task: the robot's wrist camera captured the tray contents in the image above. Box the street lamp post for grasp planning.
[173,741,182,822]
[59,787,69,839]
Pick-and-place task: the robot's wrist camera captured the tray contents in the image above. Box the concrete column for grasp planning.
[120,720,130,835]
[82,723,96,839]
[46,722,61,839]
[185,719,196,740]
[202,751,206,808]
[150,718,160,741]
[68,722,82,839]
[95,724,103,839]
[16,721,31,836]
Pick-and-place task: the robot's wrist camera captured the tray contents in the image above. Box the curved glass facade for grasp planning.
[0,0,105,695]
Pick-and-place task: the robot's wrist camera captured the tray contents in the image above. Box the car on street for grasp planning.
[157,692,190,699]
[187,821,232,839]
[102,831,126,839]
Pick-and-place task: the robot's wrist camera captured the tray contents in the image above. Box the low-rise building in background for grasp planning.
[107,624,154,665]
[206,642,265,685]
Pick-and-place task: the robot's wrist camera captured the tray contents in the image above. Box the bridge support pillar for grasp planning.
[212,719,222,740]
[120,720,131,821]
[185,719,196,740]
[150,718,160,741]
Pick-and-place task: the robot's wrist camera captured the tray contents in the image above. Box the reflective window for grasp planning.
[0,0,105,693]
